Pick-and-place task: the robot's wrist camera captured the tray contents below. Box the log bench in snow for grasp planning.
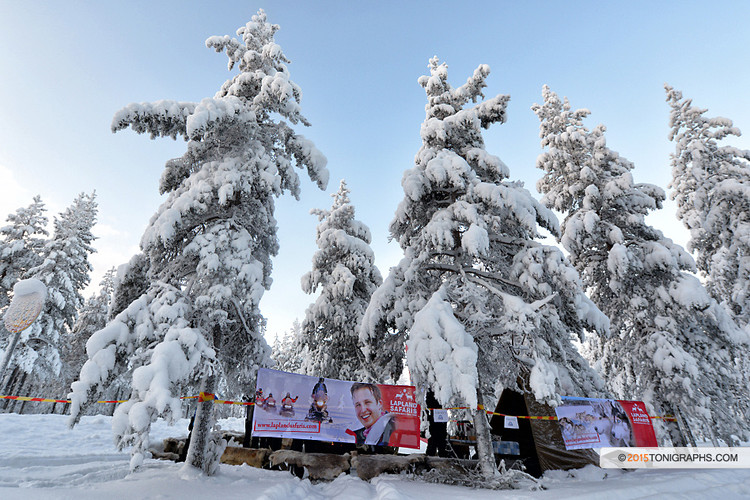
[153,437,481,481]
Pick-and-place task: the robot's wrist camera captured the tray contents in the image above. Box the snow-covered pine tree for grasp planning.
[55,268,117,415]
[534,86,750,445]
[69,10,328,473]
[6,192,97,413]
[107,253,150,322]
[272,319,304,374]
[0,197,49,402]
[666,85,750,331]
[361,59,608,481]
[298,180,382,380]
[0,196,48,312]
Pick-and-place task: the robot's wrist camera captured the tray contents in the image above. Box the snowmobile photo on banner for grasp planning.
[280,393,298,418]
[251,368,421,448]
[306,378,333,423]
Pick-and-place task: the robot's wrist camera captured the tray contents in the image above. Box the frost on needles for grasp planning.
[361,58,608,481]
[297,180,382,381]
[667,85,750,333]
[1,193,97,415]
[534,86,750,445]
[68,10,328,473]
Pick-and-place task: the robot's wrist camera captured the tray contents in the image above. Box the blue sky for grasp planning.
[1,1,749,339]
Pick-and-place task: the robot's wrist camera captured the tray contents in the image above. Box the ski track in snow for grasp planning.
[1,413,750,499]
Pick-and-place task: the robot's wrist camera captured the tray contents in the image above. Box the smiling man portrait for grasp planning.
[350,383,396,446]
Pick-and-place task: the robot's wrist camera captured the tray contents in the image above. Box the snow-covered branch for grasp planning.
[111,100,196,140]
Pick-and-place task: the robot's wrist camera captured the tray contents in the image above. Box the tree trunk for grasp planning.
[185,371,219,473]
[0,332,20,395]
[665,414,687,446]
[706,418,720,447]
[16,372,28,414]
[12,371,28,414]
[669,405,695,447]
[472,391,498,480]
[2,368,22,412]
[185,324,222,474]
[0,367,18,412]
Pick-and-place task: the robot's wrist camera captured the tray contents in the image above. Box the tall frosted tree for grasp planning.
[56,268,117,414]
[298,180,382,380]
[6,193,97,413]
[69,10,328,473]
[362,59,608,480]
[272,319,304,374]
[0,196,48,397]
[0,196,48,312]
[107,253,150,322]
[666,85,750,331]
[534,86,750,445]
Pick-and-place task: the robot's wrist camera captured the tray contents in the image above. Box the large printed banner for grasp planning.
[555,397,658,450]
[251,368,421,449]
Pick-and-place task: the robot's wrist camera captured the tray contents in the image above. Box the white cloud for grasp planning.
[85,242,140,296]
[92,223,126,238]
[0,164,34,221]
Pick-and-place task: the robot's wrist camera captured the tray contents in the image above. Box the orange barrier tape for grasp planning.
[195,394,254,405]
[212,398,254,406]
[434,406,558,420]
[431,406,675,422]
[197,392,215,402]
[0,394,252,405]
[0,394,678,422]
[1,395,70,404]
[1,395,129,404]
[484,410,558,420]
[650,415,678,422]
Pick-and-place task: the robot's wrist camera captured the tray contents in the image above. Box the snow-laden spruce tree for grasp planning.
[7,192,97,413]
[107,253,150,322]
[0,196,48,313]
[666,85,750,331]
[533,86,750,445]
[272,319,305,374]
[0,196,49,399]
[69,10,328,473]
[361,59,608,481]
[298,180,382,380]
[56,268,117,415]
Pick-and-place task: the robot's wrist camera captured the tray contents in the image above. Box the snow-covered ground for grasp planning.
[1,413,749,499]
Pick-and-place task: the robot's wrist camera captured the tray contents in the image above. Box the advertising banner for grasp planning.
[555,397,658,450]
[251,368,421,448]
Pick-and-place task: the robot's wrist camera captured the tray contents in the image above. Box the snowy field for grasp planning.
[1,413,749,499]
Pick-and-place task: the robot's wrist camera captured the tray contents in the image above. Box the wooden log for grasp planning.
[351,453,426,481]
[269,450,351,480]
[221,446,271,467]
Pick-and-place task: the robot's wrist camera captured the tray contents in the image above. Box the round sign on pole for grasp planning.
[3,278,47,334]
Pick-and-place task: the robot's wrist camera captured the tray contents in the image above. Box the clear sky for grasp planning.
[1,1,748,340]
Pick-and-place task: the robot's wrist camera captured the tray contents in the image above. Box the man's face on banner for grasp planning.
[352,387,382,429]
